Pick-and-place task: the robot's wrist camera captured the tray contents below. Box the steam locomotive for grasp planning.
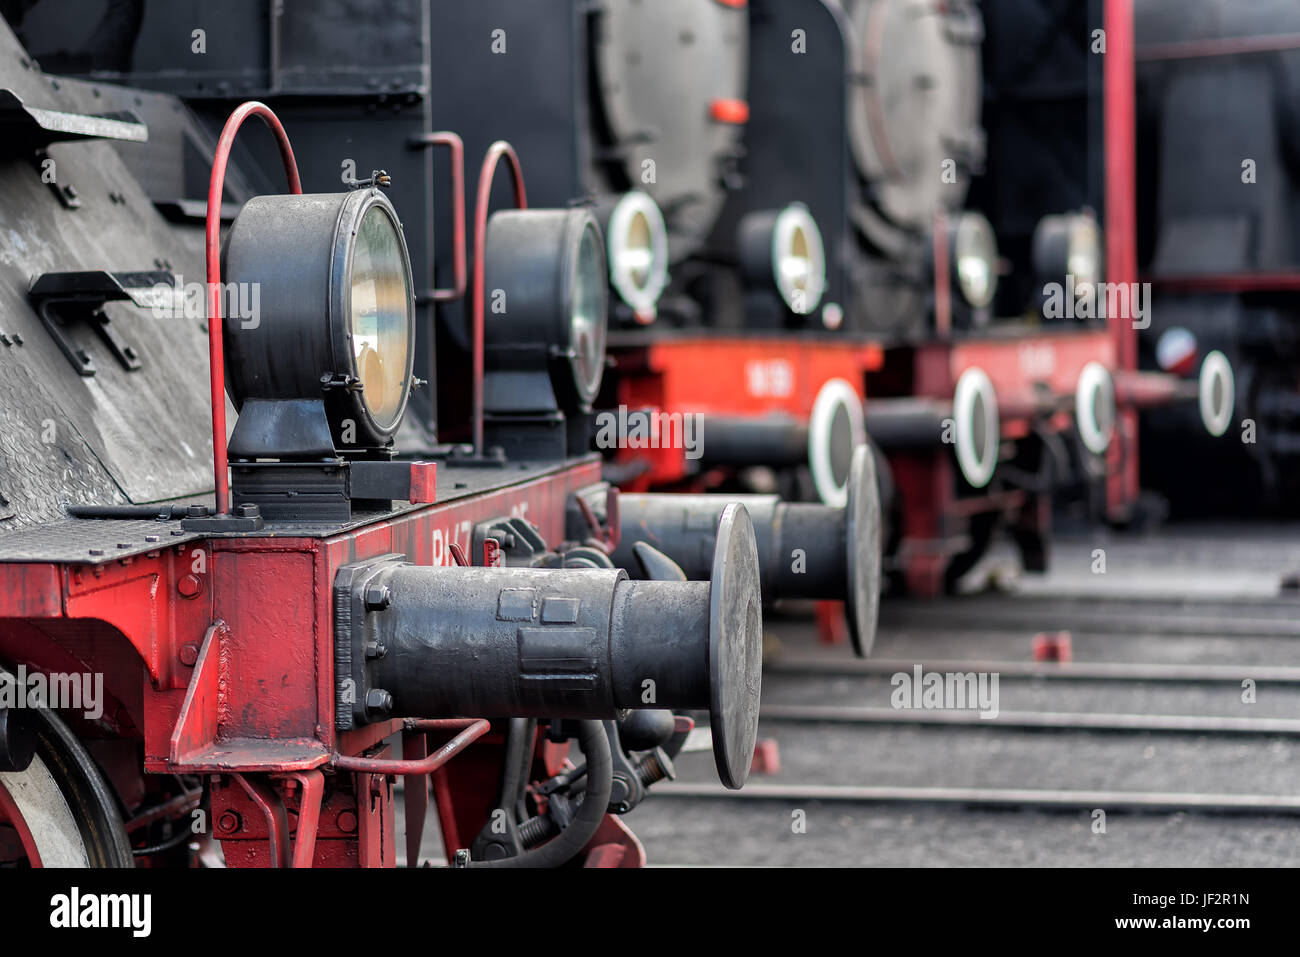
[1134,0,1300,514]
[0,3,878,866]
[411,0,1232,595]
[0,0,1241,870]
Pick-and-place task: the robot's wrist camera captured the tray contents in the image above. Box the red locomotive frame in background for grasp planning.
[607,0,1148,599]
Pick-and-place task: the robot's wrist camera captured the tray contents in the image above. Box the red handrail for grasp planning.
[205,102,303,515]
[471,142,527,455]
[332,718,490,775]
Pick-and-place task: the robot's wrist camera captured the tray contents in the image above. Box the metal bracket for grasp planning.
[28,270,171,375]
[0,87,148,154]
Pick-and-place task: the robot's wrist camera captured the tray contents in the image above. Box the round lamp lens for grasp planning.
[571,222,608,402]
[773,204,826,315]
[1068,217,1102,288]
[608,191,669,320]
[955,213,998,309]
[624,209,652,288]
[350,205,413,430]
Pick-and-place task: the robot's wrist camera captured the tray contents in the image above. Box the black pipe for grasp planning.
[66,504,192,520]
[696,414,808,467]
[862,397,951,450]
[466,719,612,868]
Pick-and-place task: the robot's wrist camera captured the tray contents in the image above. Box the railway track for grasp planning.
[768,656,1300,683]
[624,545,1300,865]
[652,783,1300,817]
[756,704,1300,736]
[877,595,1300,637]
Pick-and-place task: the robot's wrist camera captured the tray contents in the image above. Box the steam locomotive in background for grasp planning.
[1134,0,1300,515]
[0,0,1239,870]
[0,0,892,869]
[13,0,1232,597]
[0,3,822,867]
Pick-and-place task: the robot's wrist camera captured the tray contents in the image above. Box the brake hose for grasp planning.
[466,719,612,868]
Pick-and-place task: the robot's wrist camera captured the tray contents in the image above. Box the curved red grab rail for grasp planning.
[205,102,303,515]
[331,718,490,775]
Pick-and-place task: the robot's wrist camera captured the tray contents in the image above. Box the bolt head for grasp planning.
[364,688,393,716]
[364,583,392,610]
[177,574,203,599]
[179,643,199,667]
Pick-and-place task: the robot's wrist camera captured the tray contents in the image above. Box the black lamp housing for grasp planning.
[219,186,426,522]
[482,207,608,459]
[223,188,417,460]
[930,210,1000,330]
[736,202,829,330]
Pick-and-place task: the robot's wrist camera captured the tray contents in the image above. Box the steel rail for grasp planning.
[758,704,1300,736]
[652,782,1300,817]
[767,656,1300,684]
[878,600,1300,637]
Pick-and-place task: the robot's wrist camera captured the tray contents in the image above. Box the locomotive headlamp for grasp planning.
[1034,212,1103,293]
[738,203,827,316]
[603,190,669,323]
[953,366,1000,489]
[1075,361,1116,456]
[952,212,999,310]
[483,208,608,413]
[222,188,416,455]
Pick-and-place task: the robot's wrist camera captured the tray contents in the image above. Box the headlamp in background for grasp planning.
[481,207,610,458]
[599,190,669,325]
[737,202,829,325]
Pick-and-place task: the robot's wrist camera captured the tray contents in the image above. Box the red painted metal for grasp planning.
[1033,632,1074,663]
[0,781,43,866]
[1104,0,1141,521]
[332,719,490,775]
[429,764,464,860]
[613,337,884,486]
[749,738,781,776]
[169,620,236,769]
[709,98,750,124]
[408,461,438,504]
[1145,272,1300,294]
[471,141,527,456]
[582,815,646,868]
[286,769,325,868]
[232,773,292,867]
[1114,369,1194,407]
[205,102,303,515]
[815,600,847,646]
[1137,32,1300,62]
[401,726,430,865]
[932,208,951,338]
